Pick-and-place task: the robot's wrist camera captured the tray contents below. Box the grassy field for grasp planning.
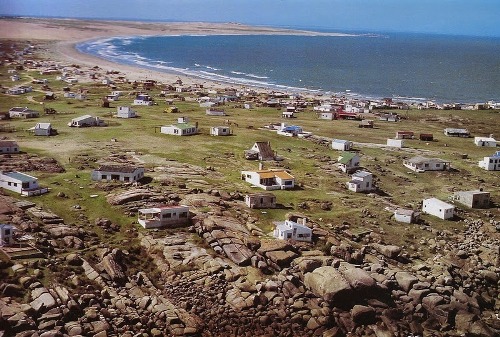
[1,49,499,257]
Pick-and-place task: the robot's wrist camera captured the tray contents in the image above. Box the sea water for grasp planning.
[77,32,500,103]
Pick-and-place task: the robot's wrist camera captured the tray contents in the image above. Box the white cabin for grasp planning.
[347,171,373,192]
[478,151,500,171]
[91,165,144,182]
[273,219,312,242]
[422,198,455,220]
[332,139,353,151]
[241,169,295,191]
[394,209,418,224]
[0,171,48,196]
[387,139,405,148]
[68,115,102,127]
[116,106,137,118]
[210,126,231,136]
[474,137,497,147]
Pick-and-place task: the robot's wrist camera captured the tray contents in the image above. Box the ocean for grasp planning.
[77,31,500,103]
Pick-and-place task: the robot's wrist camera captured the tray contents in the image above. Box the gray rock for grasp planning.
[372,243,402,259]
[351,305,376,324]
[395,271,418,292]
[304,266,352,302]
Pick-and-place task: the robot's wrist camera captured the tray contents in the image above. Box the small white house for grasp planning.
[68,115,102,127]
[394,209,419,224]
[347,171,373,192]
[387,139,405,148]
[282,111,295,118]
[337,152,360,173]
[478,151,500,171]
[332,139,353,151]
[273,219,312,242]
[474,137,497,147]
[422,198,455,220]
[91,165,144,182]
[138,205,190,229]
[30,122,53,136]
[403,156,450,172]
[241,169,295,190]
[210,126,231,136]
[9,107,39,119]
[0,171,48,196]
[160,117,198,136]
[0,224,15,246]
[0,141,19,154]
[116,106,137,118]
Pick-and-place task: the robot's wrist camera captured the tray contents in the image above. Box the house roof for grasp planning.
[444,128,469,134]
[0,140,18,147]
[72,115,93,122]
[1,171,36,182]
[95,165,143,173]
[423,198,454,209]
[352,171,371,178]
[139,205,189,213]
[332,139,350,144]
[406,156,449,165]
[254,169,294,180]
[395,208,415,216]
[36,123,51,129]
[338,152,358,164]
[254,142,274,159]
[175,123,196,130]
[246,192,275,198]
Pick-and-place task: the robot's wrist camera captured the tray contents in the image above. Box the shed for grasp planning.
[245,193,277,209]
[210,126,231,136]
[387,139,405,148]
[394,209,418,224]
[331,139,353,151]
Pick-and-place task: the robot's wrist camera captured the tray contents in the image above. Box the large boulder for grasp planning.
[304,266,352,302]
[395,271,418,292]
[338,262,376,290]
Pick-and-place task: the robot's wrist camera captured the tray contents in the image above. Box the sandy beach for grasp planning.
[0,17,351,88]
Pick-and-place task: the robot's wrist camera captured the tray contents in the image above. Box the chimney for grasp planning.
[302,218,307,226]
[258,162,264,170]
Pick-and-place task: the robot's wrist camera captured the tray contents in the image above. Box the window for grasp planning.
[424,164,429,168]
[179,212,188,218]
[163,213,172,219]
[285,180,293,185]
[4,229,11,235]
[174,129,178,134]
[436,164,441,168]
[8,182,11,186]
[124,177,130,182]
[13,183,17,187]
[102,175,107,179]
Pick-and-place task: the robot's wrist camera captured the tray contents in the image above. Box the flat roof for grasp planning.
[95,165,143,173]
[0,140,18,147]
[352,171,372,178]
[1,171,36,182]
[423,198,454,209]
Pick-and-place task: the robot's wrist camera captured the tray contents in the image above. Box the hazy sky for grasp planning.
[1,0,499,37]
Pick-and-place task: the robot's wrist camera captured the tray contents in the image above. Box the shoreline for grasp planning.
[1,17,497,104]
[0,17,351,93]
